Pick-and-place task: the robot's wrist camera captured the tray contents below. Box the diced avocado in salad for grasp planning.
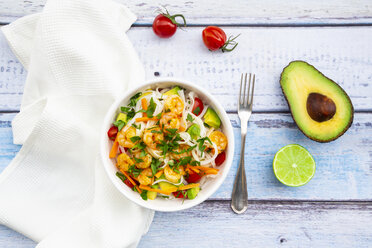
[163,86,181,96]
[187,124,200,140]
[116,113,127,123]
[204,107,221,129]
[187,186,200,199]
[158,181,178,192]
[147,184,159,200]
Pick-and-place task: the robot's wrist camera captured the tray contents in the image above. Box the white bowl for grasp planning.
[100,78,234,211]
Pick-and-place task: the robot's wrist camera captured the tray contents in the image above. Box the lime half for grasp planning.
[273,144,316,187]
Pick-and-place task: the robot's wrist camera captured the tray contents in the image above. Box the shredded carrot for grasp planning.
[155,169,164,178]
[139,185,175,195]
[204,169,219,175]
[193,166,219,172]
[190,167,200,174]
[141,98,147,117]
[122,171,142,193]
[141,98,148,110]
[136,117,158,122]
[178,183,200,191]
[109,137,119,158]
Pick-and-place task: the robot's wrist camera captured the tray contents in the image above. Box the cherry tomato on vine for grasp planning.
[152,9,186,38]
[192,97,204,116]
[202,26,240,52]
[107,126,118,140]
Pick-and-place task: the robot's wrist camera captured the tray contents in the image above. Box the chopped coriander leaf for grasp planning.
[140,190,148,200]
[194,106,201,115]
[120,106,136,119]
[132,123,141,129]
[116,172,127,182]
[150,158,161,175]
[197,137,212,156]
[190,160,201,166]
[166,128,178,135]
[146,98,156,117]
[156,112,163,119]
[178,156,192,166]
[130,136,141,143]
[121,106,131,112]
[151,130,162,134]
[128,165,141,177]
[139,150,147,158]
[171,145,196,155]
[131,141,146,150]
[134,157,144,163]
[128,92,142,107]
[187,113,194,122]
[113,120,125,131]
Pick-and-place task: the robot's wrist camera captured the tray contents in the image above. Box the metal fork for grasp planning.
[231,73,255,214]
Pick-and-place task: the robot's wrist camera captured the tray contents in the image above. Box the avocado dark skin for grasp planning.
[280,60,354,143]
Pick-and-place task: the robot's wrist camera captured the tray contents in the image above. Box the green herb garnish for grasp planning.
[113,120,125,131]
[146,98,156,117]
[187,113,194,122]
[130,136,141,143]
[193,106,201,115]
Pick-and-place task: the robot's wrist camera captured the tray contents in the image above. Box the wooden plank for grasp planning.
[139,201,372,248]
[1,0,372,25]
[1,201,372,247]
[1,112,372,201]
[1,27,372,112]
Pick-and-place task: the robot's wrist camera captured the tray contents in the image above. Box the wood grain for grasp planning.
[2,112,371,201]
[1,0,372,25]
[2,201,372,248]
[1,27,372,112]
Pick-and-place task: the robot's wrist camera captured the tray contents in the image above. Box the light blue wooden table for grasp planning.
[1,1,372,247]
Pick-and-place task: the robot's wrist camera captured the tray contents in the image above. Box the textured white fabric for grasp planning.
[0,0,154,247]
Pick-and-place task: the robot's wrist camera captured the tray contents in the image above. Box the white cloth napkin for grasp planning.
[0,0,154,247]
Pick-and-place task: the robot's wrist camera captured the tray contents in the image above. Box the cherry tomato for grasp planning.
[186,170,203,183]
[192,97,204,116]
[152,10,186,38]
[202,26,239,52]
[173,190,187,198]
[124,179,134,188]
[215,151,226,166]
[107,126,118,140]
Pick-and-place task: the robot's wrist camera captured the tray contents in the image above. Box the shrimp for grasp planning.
[164,95,184,116]
[164,165,181,183]
[160,112,180,131]
[138,168,153,186]
[116,153,134,172]
[117,126,137,148]
[209,130,227,153]
[143,126,164,149]
[171,145,192,160]
[133,152,152,169]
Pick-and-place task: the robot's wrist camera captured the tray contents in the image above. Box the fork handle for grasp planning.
[231,133,248,214]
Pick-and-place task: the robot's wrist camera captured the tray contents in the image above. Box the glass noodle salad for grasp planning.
[107,86,228,200]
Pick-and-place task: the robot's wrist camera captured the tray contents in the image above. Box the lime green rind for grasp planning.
[273,144,316,187]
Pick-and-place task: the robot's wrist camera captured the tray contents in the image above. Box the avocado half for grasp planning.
[280,61,354,143]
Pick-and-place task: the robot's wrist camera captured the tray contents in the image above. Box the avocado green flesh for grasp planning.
[163,86,181,96]
[280,61,353,142]
[116,113,127,123]
[204,108,221,129]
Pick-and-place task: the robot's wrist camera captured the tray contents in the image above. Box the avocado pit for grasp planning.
[306,93,336,122]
